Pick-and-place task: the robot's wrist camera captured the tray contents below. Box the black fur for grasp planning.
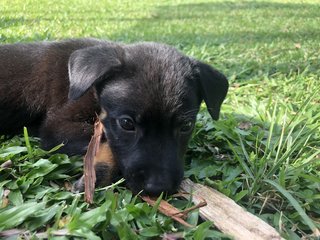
[0,39,228,196]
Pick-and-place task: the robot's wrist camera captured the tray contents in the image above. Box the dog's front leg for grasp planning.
[39,92,100,155]
[41,115,118,192]
[40,116,93,156]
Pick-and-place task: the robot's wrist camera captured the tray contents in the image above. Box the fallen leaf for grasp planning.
[1,189,10,208]
[0,229,25,238]
[1,160,12,168]
[83,118,104,203]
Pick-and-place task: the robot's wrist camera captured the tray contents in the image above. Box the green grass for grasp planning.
[1,0,320,239]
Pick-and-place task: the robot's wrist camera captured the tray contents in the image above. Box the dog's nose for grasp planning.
[144,182,168,196]
[127,166,182,196]
[143,175,178,196]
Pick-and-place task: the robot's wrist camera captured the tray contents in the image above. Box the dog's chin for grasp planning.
[118,162,184,196]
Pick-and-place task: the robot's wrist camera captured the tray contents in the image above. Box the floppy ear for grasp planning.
[68,44,123,100]
[197,62,229,120]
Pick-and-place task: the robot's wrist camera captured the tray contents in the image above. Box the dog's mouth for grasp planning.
[122,169,182,197]
[126,181,178,197]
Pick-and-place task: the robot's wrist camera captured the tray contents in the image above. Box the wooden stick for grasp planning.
[180,179,281,240]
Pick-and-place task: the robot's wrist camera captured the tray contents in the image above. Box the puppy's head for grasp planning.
[68,42,228,196]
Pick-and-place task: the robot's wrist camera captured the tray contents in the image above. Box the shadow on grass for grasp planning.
[108,1,320,79]
[2,1,319,85]
[155,1,320,19]
[107,1,320,44]
[1,1,319,46]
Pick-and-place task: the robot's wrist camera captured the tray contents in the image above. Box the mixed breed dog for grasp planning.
[0,39,228,196]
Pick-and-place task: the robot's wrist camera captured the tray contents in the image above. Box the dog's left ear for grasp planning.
[197,62,229,120]
[68,44,124,100]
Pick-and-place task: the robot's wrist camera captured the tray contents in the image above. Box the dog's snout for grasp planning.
[144,181,169,196]
[143,172,178,196]
[127,165,180,196]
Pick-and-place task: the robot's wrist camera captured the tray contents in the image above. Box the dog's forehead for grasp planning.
[125,42,194,78]
[101,43,198,116]
[127,43,196,105]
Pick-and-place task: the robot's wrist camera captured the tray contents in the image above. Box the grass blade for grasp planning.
[23,127,33,156]
[264,179,319,236]
[0,202,46,230]
[227,139,254,180]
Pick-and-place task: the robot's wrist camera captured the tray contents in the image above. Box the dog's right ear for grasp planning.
[68,44,124,100]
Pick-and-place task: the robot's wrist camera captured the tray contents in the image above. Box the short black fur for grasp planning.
[0,38,228,196]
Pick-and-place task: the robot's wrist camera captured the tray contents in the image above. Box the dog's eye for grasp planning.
[180,120,193,133]
[118,117,135,131]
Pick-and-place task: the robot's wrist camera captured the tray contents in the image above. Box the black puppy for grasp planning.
[0,39,228,196]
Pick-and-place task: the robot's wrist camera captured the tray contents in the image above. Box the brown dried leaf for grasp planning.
[162,232,184,240]
[1,160,12,168]
[1,197,9,208]
[0,229,25,238]
[1,189,10,208]
[83,118,104,203]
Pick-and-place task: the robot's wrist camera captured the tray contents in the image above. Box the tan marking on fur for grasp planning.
[93,142,115,167]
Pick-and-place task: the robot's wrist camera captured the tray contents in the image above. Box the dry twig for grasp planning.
[141,195,206,228]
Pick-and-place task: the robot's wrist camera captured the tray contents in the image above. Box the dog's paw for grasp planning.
[71,162,119,193]
[95,162,113,187]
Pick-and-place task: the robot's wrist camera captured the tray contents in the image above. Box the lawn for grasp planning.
[0,0,319,239]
